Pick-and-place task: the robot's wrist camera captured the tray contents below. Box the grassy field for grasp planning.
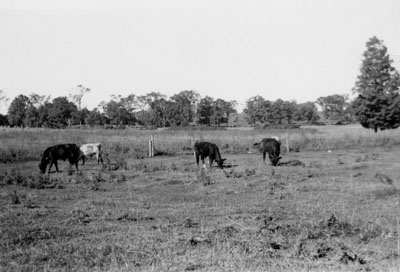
[1,125,400,271]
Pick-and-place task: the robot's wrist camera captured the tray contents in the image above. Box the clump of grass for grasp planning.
[113,173,126,183]
[92,172,107,183]
[1,170,60,189]
[4,171,26,185]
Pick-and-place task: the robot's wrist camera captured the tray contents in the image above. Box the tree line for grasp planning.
[0,89,319,128]
[0,36,399,132]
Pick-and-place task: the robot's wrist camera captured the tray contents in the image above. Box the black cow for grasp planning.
[39,144,82,174]
[253,138,282,166]
[194,141,226,169]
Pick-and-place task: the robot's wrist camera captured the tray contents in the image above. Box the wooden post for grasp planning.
[285,133,289,153]
[149,135,154,157]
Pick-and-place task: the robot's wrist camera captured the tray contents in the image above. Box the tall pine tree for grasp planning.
[352,36,400,132]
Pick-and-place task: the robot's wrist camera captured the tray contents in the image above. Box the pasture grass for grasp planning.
[1,125,400,271]
[1,124,400,163]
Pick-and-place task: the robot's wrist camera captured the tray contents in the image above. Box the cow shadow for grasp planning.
[277,160,305,167]
[221,164,238,169]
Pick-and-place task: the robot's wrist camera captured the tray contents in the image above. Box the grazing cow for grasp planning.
[253,138,282,166]
[194,141,226,169]
[79,143,103,165]
[39,144,82,174]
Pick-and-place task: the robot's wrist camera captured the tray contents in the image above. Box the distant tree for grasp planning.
[103,100,132,126]
[170,90,200,126]
[294,102,320,124]
[152,98,170,127]
[29,93,50,108]
[37,102,52,127]
[220,99,237,125]
[47,97,78,128]
[135,110,151,126]
[7,95,30,127]
[352,36,400,132]
[119,94,138,116]
[243,96,266,125]
[283,100,297,124]
[135,92,167,126]
[23,105,39,128]
[343,100,357,123]
[210,98,225,126]
[86,108,106,126]
[71,108,90,126]
[21,93,51,128]
[69,84,90,110]
[197,96,214,125]
[227,112,240,127]
[210,98,237,126]
[316,94,349,122]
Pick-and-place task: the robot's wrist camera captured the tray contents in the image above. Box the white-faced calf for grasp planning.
[79,143,103,165]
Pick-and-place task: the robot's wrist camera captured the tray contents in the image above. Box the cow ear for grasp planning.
[222,158,227,162]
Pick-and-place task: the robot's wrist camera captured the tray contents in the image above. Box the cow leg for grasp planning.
[81,156,85,166]
[48,162,53,174]
[263,151,267,162]
[209,157,213,168]
[201,156,206,169]
[194,152,200,166]
[98,152,103,164]
[54,160,59,172]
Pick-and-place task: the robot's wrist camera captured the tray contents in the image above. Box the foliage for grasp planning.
[210,98,237,126]
[244,96,304,126]
[23,105,39,128]
[293,102,320,124]
[243,95,266,125]
[86,108,107,126]
[316,94,352,122]
[0,88,357,129]
[352,36,400,132]
[7,94,30,127]
[169,90,200,126]
[71,108,90,126]
[196,96,214,125]
[37,102,52,128]
[197,96,237,126]
[47,97,78,128]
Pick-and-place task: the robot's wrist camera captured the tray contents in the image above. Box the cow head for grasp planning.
[216,158,226,169]
[39,161,47,173]
[270,156,282,166]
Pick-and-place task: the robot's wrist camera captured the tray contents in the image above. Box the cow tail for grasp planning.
[253,141,262,147]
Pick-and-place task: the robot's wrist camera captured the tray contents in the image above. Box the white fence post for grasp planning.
[149,135,154,158]
[285,133,289,153]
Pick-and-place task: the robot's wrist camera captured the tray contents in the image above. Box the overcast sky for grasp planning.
[1,0,399,113]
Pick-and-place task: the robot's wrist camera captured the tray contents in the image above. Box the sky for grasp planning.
[0,0,399,114]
